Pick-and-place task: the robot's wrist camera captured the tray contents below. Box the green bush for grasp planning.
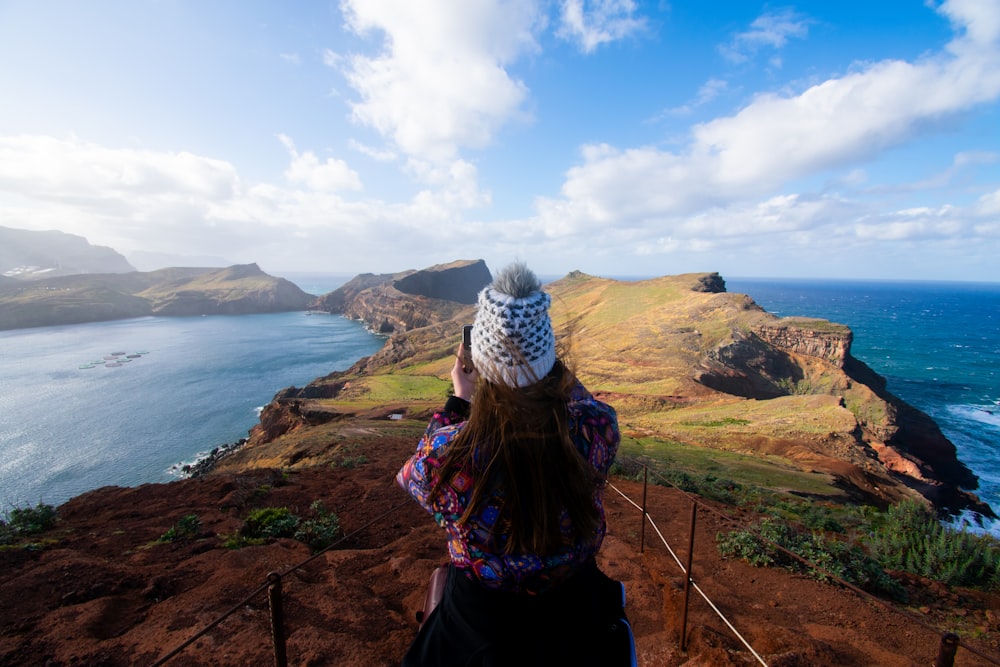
[864,500,1000,590]
[1,503,57,545]
[293,501,341,552]
[337,455,369,469]
[717,517,904,599]
[157,514,202,542]
[225,503,340,552]
[243,507,300,539]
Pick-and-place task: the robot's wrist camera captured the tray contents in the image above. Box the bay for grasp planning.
[0,308,384,508]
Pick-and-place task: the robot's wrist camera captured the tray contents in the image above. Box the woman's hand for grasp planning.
[451,344,478,401]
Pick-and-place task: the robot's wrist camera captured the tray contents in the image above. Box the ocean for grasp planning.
[1,274,997,535]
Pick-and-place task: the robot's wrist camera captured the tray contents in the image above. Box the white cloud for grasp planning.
[531,0,1000,248]
[278,135,362,192]
[0,134,238,203]
[556,0,646,53]
[348,139,397,162]
[974,187,1000,215]
[338,0,542,163]
[0,132,491,273]
[280,53,302,66]
[322,48,342,68]
[720,8,811,64]
[663,78,728,117]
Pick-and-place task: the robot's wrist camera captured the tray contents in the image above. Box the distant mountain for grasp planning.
[0,225,135,278]
[0,263,313,330]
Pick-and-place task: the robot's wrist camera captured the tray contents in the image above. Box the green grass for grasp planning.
[616,435,839,498]
[354,374,449,402]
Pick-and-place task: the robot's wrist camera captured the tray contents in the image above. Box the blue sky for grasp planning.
[1,1,999,281]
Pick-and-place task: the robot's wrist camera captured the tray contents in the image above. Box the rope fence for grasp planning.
[618,456,1000,667]
[145,455,1000,666]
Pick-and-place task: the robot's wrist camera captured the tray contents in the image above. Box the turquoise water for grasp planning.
[0,310,384,507]
[727,278,1000,532]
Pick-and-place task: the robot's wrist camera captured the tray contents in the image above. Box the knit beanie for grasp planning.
[470,262,556,388]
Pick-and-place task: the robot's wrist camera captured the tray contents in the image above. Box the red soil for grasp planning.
[2,432,998,666]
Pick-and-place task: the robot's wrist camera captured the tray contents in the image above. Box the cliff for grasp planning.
[310,259,491,333]
[0,264,313,330]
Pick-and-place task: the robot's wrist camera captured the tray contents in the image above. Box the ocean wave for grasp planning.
[947,403,1000,429]
[946,509,1000,539]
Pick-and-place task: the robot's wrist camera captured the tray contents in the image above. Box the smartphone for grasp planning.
[462,324,474,372]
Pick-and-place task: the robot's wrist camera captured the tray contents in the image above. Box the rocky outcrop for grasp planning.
[696,330,804,399]
[753,319,853,367]
[310,259,491,334]
[692,271,726,293]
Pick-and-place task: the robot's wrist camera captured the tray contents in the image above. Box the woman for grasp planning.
[397,262,631,666]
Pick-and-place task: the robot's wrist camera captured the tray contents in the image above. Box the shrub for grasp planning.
[1,503,57,545]
[864,500,1000,590]
[337,455,369,469]
[157,514,202,542]
[293,501,341,552]
[242,507,300,539]
[224,503,340,552]
[717,517,904,599]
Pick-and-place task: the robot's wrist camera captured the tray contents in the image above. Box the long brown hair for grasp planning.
[432,357,603,556]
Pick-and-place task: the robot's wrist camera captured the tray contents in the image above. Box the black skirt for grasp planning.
[402,560,635,667]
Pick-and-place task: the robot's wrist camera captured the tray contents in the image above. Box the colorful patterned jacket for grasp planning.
[397,380,620,593]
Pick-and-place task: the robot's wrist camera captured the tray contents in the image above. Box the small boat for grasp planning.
[105,362,123,368]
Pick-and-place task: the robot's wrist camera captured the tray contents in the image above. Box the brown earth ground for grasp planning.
[2,423,999,667]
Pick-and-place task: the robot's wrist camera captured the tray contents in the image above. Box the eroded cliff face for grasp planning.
[754,320,853,367]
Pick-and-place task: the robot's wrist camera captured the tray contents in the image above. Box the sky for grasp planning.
[1,1,999,282]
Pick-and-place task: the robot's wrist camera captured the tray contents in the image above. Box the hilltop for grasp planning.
[2,264,998,666]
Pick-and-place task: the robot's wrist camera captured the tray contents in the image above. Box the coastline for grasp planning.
[170,438,249,479]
